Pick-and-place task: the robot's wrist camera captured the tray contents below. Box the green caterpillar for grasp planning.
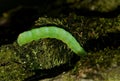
[17,26,86,56]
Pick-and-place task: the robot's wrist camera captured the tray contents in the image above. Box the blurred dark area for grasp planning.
[0,7,39,46]
[84,32,120,51]
[0,0,66,46]
[0,0,53,14]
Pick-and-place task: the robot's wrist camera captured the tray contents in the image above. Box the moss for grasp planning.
[0,45,34,81]
[70,47,120,81]
[16,39,74,70]
[0,11,120,81]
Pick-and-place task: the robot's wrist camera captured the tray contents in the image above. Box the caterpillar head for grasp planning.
[17,31,32,46]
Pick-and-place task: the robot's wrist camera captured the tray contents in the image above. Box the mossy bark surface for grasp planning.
[0,0,120,81]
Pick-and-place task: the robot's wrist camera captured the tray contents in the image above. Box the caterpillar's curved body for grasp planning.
[17,26,86,55]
